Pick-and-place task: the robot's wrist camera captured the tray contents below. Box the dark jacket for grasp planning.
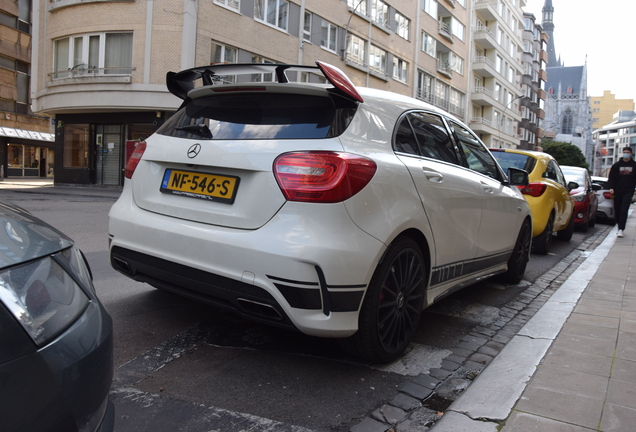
[608,157,636,195]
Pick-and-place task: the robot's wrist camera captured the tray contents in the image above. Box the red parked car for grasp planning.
[561,166,600,232]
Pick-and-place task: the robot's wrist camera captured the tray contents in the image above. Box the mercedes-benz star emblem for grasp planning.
[187,143,201,159]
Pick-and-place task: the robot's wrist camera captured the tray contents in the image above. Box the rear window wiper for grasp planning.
[175,124,213,139]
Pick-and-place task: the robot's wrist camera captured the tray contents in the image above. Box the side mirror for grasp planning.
[508,167,529,187]
[592,183,602,191]
[567,181,579,192]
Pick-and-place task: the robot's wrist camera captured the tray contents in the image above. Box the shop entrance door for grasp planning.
[95,125,124,185]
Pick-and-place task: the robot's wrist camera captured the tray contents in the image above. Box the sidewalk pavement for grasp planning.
[431,212,636,431]
[0,177,122,200]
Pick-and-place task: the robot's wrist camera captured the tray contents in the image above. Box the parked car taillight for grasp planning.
[274,151,377,203]
[518,182,547,197]
[603,192,613,199]
[125,141,147,179]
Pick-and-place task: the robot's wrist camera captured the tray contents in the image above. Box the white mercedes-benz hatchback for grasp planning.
[109,62,531,362]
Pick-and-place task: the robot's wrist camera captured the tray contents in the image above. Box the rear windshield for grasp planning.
[491,151,537,173]
[157,92,357,140]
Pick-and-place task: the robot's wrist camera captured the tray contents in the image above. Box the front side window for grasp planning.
[393,57,408,82]
[368,45,386,74]
[395,12,409,40]
[394,112,458,164]
[63,124,89,168]
[451,122,499,178]
[255,0,288,31]
[346,34,366,66]
[421,32,436,57]
[321,20,337,52]
[53,32,133,78]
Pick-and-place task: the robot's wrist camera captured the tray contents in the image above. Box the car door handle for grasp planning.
[423,170,443,183]
[481,182,494,194]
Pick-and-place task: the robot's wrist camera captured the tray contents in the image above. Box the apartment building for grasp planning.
[0,0,53,179]
[517,12,547,151]
[468,0,525,149]
[593,110,636,177]
[590,91,635,131]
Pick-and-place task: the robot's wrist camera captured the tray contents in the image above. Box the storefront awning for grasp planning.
[0,127,54,142]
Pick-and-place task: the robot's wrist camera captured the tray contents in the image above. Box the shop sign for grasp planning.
[0,127,55,142]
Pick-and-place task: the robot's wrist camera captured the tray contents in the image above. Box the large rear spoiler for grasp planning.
[166,61,363,103]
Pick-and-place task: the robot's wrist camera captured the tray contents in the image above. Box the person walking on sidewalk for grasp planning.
[608,146,636,237]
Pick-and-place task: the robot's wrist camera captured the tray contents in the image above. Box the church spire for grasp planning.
[542,0,561,67]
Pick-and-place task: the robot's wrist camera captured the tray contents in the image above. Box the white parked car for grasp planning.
[591,176,616,223]
[109,62,532,362]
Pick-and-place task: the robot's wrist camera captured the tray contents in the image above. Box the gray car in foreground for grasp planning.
[0,200,114,432]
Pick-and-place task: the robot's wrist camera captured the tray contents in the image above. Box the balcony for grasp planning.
[437,59,453,78]
[474,0,497,20]
[473,26,496,49]
[471,86,495,106]
[48,65,134,85]
[540,50,548,63]
[472,56,496,77]
[438,22,454,43]
[538,88,547,100]
[539,69,547,81]
[442,0,457,8]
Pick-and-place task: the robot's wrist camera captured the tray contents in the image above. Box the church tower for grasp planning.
[542,0,562,67]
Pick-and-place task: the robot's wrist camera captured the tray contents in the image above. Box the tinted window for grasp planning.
[157,93,357,140]
[393,112,458,164]
[491,151,537,173]
[451,121,499,179]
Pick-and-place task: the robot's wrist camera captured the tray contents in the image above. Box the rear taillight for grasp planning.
[603,192,613,199]
[517,182,547,197]
[274,151,377,203]
[125,141,147,179]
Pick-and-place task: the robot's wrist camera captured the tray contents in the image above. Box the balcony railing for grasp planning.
[472,86,493,98]
[470,117,492,127]
[473,25,494,38]
[473,56,495,69]
[437,60,453,78]
[50,64,135,79]
[438,22,454,42]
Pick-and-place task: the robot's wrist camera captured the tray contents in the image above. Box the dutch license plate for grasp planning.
[160,169,240,204]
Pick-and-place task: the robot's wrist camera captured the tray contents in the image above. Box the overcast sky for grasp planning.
[522,0,636,102]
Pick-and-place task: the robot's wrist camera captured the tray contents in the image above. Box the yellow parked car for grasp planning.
[491,149,577,254]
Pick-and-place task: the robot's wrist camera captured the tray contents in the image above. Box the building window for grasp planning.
[347,0,367,15]
[346,34,366,66]
[417,71,434,101]
[369,45,387,74]
[421,32,436,57]
[210,42,238,83]
[64,124,89,168]
[251,55,275,82]
[53,32,133,78]
[393,57,408,82]
[303,12,312,41]
[439,52,463,75]
[447,17,465,42]
[395,11,409,40]
[214,0,239,10]
[423,0,438,18]
[496,55,502,74]
[321,20,338,52]
[370,0,389,28]
[562,108,573,134]
[255,0,288,31]
[567,86,573,94]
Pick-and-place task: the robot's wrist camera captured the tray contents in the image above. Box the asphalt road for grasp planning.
[1,187,613,432]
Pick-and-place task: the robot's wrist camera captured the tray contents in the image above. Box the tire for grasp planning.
[340,237,426,363]
[502,220,532,284]
[588,211,596,228]
[557,210,575,241]
[533,213,554,255]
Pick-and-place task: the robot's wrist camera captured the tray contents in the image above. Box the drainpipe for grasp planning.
[298,0,306,64]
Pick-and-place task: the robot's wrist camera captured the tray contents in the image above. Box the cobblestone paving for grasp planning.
[349,224,612,432]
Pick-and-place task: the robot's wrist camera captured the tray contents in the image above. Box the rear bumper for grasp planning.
[108,187,386,337]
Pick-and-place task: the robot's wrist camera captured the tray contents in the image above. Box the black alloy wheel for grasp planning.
[340,236,426,363]
[502,220,532,284]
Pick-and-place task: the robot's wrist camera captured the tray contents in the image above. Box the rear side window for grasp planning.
[394,112,458,164]
[157,93,357,140]
[491,151,537,174]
